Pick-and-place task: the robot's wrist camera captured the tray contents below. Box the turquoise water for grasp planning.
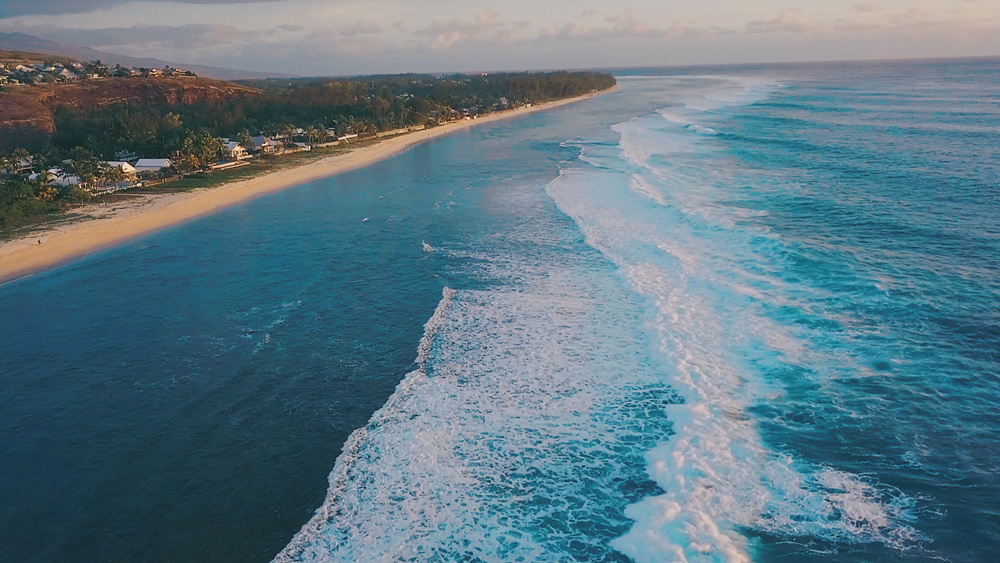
[2,59,999,562]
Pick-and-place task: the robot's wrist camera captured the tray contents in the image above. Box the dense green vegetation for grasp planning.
[46,71,615,158]
[0,164,91,231]
[1,70,615,231]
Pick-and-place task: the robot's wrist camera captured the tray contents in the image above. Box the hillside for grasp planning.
[0,50,80,67]
[0,32,293,80]
[0,77,260,151]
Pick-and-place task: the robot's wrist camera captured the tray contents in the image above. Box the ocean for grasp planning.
[2,58,998,562]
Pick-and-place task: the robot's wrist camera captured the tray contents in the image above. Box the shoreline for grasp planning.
[0,87,613,284]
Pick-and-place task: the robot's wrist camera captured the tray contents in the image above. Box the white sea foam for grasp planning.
[275,75,919,563]
[545,77,920,562]
[630,175,668,206]
[275,260,677,561]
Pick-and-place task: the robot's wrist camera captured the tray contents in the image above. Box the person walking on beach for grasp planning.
[38,240,42,245]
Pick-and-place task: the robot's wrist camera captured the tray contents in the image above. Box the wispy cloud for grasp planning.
[852,2,884,13]
[414,10,519,49]
[340,20,383,37]
[745,12,813,34]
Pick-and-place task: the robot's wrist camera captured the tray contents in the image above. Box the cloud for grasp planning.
[7,23,294,51]
[745,12,813,34]
[0,0,290,19]
[832,19,882,32]
[537,10,715,43]
[852,3,883,13]
[414,9,510,49]
[340,20,383,36]
[603,11,656,36]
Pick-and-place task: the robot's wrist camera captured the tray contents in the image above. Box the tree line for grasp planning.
[46,71,615,159]
[1,71,615,230]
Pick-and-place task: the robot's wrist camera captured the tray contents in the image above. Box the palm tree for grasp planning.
[10,148,31,173]
[236,130,254,153]
[100,163,126,189]
[305,126,322,146]
[345,115,358,135]
[34,168,59,201]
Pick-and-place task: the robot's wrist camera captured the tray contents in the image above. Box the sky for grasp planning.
[0,0,997,75]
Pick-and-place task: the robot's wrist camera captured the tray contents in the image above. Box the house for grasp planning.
[223,142,248,160]
[134,158,173,173]
[31,168,81,186]
[13,157,33,174]
[250,136,279,154]
[115,150,137,162]
[55,174,81,186]
[104,161,138,179]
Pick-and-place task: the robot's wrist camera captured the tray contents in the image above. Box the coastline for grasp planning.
[0,87,613,284]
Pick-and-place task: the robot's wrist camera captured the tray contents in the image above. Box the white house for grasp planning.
[54,174,81,186]
[104,161,138,178]
[30,168,81,186]
[223,141,248,160]
[250,136,279,154]
[134,158,173,173]
[11,157,33,174]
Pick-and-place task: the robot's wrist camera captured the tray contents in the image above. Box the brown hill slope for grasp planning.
[0,77,260,151]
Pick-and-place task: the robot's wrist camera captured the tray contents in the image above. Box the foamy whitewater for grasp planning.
[274,61,1000,563]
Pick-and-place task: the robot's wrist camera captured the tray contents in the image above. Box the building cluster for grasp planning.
[217,127,379,161]
[1,124,401,196]
[5,156,176,195]
[0,60,196,86]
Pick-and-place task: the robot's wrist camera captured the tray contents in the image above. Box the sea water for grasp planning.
[2,58,999,562]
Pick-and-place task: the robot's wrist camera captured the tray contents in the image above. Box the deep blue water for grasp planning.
[2,58,999,562]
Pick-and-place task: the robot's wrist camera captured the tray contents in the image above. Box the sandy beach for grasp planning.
[0,88,612,283]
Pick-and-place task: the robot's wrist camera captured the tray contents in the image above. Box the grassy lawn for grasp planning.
[138,142,375,192]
